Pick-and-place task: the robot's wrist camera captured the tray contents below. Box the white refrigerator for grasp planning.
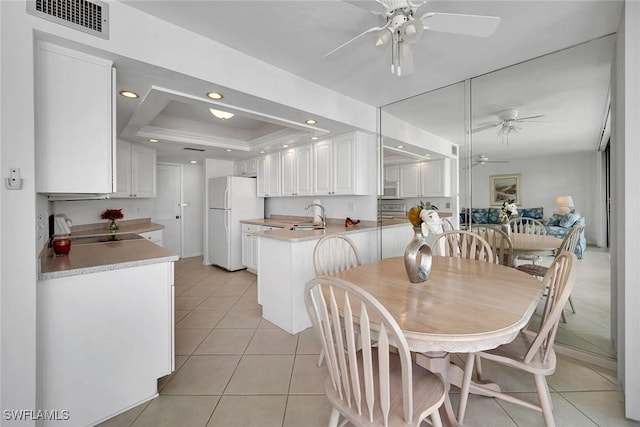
[208,176,264,271]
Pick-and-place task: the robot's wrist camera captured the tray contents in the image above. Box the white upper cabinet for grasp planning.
[313,132,375,196]
[385,165,400,182]
[35,41,115,194]
[112,141,156,198]
[281,144,313,196]
[234,158,258,177]
[256,153,281,197]
[399,159,451,198]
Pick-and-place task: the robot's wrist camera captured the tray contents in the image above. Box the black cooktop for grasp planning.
[70,233,144,245]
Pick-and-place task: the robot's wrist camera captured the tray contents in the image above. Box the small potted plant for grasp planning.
[101,208,124,232]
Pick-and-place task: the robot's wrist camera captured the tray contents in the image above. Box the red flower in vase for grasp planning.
[100,209,124,221]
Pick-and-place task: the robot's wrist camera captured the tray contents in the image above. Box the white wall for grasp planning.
[52,198,155,226]
[181,163,204,258]
[266,195,378,222]
[460,151,602,245]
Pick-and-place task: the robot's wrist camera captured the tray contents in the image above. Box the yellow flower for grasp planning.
[408,206,422,227]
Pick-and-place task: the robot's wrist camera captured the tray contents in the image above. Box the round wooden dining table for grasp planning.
[333,255,545,426]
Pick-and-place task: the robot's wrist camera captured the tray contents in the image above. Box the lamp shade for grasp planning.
[556,195,575,214]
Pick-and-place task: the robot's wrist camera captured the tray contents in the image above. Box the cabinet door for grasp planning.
[332,134,356,195]
[131,145,156,198]
[234,160,246,176]
[241,232,251,268]
[420,159,451,197]
[385,165,400,182]
[266,153,281,197]
[281,149,296,196]
[256,156,268,197]
[245,158,258,177]
[250,234,259,271]
[112,140,132,198]
[35,42,114,194]
[313,139,333,195]
[295,144,313,196]
[399,163,421,197]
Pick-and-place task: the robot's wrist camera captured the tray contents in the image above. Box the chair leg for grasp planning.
[328,408,340,427]
[561,309,567,323]
[317,349,325,367]
[457,352,475,425]
[568,295,576,313]
[430,410,443,427]
[533,374,555,427]
[475,354,484,381]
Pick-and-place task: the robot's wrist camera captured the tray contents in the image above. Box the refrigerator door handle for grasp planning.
[224,188,230,210]
[225,210,230,242]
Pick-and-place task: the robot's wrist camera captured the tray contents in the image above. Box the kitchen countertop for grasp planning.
[40,218,174,280]
[69,218,164,238]
[241,215,411,242]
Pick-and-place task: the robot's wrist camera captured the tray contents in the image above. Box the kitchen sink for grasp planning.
[289,225,324,231]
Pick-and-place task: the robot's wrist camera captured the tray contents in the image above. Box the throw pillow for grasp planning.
[559,211,581,228]
[471,208,488,224]
[546,213,563,226]
[521,207,544,219]
[488,208,501,224]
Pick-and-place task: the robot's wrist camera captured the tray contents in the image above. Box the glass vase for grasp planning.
[500,222,511,237]
[108,219,119,231]
[404,226,433,283]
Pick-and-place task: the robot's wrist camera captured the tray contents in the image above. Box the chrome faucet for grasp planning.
[305,203,326,228]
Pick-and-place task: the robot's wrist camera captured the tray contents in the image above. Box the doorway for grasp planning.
[154,163,183,256]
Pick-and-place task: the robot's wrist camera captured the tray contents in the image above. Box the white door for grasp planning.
[154,164,182,256]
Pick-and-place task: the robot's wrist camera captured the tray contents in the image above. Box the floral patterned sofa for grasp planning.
[460,207,586,258]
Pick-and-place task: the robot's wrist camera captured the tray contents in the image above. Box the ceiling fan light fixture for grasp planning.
[209,108,234,120]
[401,20,424,44]
[375,29,392,47]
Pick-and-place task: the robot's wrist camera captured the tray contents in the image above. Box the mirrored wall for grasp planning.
[378,35,615,360]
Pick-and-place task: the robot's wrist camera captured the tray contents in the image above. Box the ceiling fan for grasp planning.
[472,109,546,144]
[325,0,501,76]
[471,154,509,167]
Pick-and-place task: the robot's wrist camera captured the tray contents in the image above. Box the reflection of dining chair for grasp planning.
[509,217,547,264]
[304,276,446,427]
[471,225,513,267]
[432,230,494,262]
[517,226,583,322]
[442,217,456,232]
[313,235,362,366]
[313,235,362,275]
[457,252,577,426]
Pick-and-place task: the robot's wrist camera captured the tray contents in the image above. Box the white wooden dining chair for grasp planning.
[509,216,547,265]
[442,217,456,232]
[457,252,577,427]
[432,230,494,263]
[470,225,514,267]
[313,235,362,366]
[305,276,446,427]
[517,226,583,322]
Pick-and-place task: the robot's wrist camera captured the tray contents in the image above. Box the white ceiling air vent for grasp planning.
[27,0,109,39]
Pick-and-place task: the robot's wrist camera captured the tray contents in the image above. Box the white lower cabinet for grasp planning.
[241,224,261,273]
[37,262,174,427]
[139,230,163,247]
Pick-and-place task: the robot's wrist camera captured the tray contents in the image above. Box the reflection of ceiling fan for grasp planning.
[472,109,545,144]
[472,154,509,167]
[325,0,501,76]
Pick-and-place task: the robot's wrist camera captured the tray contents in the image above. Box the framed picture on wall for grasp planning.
[490,173,522,205]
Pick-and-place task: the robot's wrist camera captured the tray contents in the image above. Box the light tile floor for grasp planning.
[99,254,637,427]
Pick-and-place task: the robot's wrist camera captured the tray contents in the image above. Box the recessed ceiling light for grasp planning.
[206,91,223,100]
[209,108,235,120]
[424,153,431,157]
[310,136,319,140]
[119,90,139,99]
[149,139,159,143]
[282,144,289,148]
[189,160,197,164]
[305,119,317,125]
[396,145,404,149]
[226,149,232,152]
[259,150,265,154]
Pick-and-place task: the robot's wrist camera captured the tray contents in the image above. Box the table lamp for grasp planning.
[556,195,575,214]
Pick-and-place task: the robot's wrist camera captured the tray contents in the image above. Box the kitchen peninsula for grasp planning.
[244,217,412,334]
[37,224,177,426]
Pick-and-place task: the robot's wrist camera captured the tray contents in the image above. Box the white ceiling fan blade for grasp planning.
[472,122,501,133]
[420,12,501,37]
[515,114,546,121]
[324,24,389,57]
